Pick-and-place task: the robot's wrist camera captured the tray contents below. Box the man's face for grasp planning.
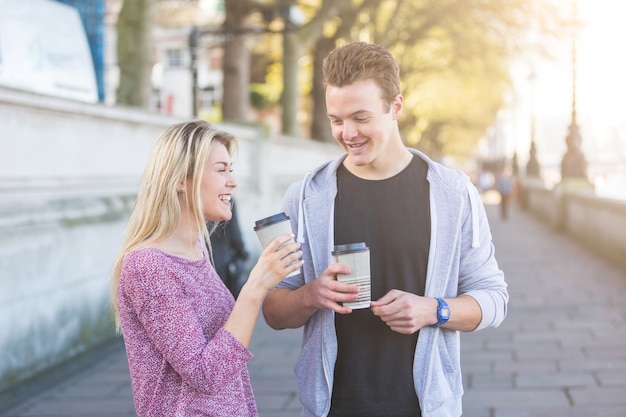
[326,79,403,177]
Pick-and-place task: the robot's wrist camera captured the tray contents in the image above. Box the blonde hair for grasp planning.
[110,120,237,331]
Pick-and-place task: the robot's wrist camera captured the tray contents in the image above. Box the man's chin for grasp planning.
[346,154,370,167]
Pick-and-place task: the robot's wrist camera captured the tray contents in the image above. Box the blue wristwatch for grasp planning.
[431,297,450,328]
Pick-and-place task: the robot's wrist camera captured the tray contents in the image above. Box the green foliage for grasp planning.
[218,0,567,157]
[250,83,281,109]
[306,0,564,161]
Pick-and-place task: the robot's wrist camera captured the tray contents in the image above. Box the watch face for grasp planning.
[431,298,450,328]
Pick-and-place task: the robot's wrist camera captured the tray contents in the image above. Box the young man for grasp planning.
[262,42,508,417]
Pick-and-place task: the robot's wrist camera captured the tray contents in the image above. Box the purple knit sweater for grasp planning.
[118,247,257,417]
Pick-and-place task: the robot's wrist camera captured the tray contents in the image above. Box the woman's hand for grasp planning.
[225,234,302,348]
[245,234,303,295]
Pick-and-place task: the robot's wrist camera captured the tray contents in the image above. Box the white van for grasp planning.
[0,0,97,103]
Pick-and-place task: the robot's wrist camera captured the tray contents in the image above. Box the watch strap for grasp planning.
[430,297,450,328]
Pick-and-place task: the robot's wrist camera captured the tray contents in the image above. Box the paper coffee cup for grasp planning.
[254,212,299,277]
[332,242,371,309]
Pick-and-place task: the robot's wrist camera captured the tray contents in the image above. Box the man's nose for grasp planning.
[341,121,357,141]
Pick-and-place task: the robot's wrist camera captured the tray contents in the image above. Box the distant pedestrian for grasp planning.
[478,171,494,193]
[496,168,513,220]
[110,120,302,417]
[209,199,249,298]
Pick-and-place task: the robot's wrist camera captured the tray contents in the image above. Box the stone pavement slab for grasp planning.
[248,321,302,417]
[0,339,135,417]
[0,201,624,417]
[460,201,626,417]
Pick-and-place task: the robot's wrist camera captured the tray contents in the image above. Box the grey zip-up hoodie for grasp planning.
[277,149,508,417]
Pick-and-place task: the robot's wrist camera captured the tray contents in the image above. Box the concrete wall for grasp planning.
[521,178,626,267]
[0,86,341,392]
[565,192,626,266]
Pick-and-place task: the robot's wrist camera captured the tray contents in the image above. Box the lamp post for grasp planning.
[526,70,541,178]
[188,6,301,120]
[560,1,588,180]
[189,27,200,117]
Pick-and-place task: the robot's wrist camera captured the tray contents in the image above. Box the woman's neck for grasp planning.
[153,212,204,260]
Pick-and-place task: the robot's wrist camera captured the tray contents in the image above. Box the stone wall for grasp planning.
[521,178,626,267]
[0,86,341,392]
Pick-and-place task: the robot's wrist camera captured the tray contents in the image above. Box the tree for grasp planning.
[213,0,339,133]
[278,0,339,137]
[113,0,564,163]
[310,0,378,141]
[304,0,566,161]
[116,0,154,108]
[222,0,253,122]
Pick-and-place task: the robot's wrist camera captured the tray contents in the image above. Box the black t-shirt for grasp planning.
[329,156,430,417]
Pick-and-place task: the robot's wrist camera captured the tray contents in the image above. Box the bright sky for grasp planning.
[503,0,626,185]
[576,1,626,133]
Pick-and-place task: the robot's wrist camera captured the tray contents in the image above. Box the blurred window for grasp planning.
[166,49,183,69]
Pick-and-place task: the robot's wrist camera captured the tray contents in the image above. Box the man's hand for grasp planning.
[304,263,360,315]
[370,290,438,334]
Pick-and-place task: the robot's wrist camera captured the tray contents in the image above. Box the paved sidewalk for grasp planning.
[1,201,624,417]
[461,201,626,417]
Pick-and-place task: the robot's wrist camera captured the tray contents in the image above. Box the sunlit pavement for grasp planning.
[1,200,624,417]
[462,197,626,417]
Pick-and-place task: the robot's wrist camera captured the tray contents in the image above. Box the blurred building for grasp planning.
[104,0,225,118]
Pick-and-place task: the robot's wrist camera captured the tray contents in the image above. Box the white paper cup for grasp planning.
[254,212,299,277]
[332,242,371,309]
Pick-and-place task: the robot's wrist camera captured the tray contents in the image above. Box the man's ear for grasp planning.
[392,94,403,119]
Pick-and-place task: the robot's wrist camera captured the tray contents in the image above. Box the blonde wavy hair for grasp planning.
[110,120,237,332]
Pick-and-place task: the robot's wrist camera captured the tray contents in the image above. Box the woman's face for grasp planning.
[195,142,237,222]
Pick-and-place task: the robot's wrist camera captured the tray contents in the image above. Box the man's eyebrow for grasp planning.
[328,109,372,119]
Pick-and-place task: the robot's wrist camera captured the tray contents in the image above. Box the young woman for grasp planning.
[110,120,302,417]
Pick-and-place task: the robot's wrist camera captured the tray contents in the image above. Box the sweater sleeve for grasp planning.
[121,250,253,394]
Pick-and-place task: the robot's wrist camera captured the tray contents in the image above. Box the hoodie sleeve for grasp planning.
[276,178,307,290]
[458,182,509,331]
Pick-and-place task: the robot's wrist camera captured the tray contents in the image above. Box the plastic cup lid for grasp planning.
[254,212,289,230]
[332,242,369,255]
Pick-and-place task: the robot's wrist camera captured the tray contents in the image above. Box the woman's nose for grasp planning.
[227,172,237,189]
